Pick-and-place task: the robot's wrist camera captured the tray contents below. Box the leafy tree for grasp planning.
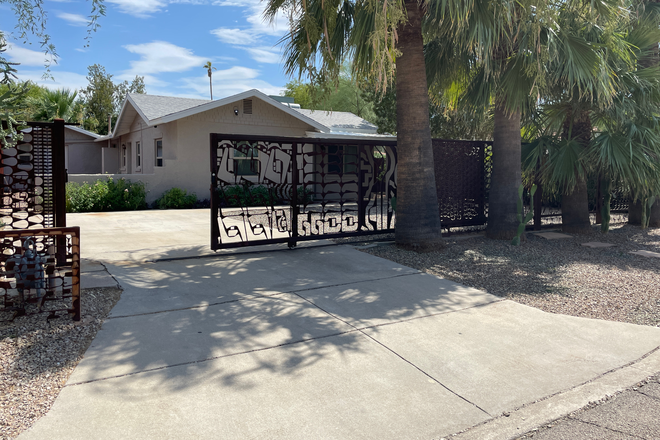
[80,65,145,134]
[0,0,105,141]
[0,33,29,145]
[362,83,492,139]
[114,75,145,110]
[80,64,115,134]
[283,74,377,123]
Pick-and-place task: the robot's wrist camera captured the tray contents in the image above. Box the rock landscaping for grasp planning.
[0,287,121,440]
[361,222,660,328]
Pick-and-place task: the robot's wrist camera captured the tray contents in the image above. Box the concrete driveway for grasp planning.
[18,210,660,439]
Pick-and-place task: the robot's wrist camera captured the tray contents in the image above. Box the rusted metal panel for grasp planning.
[1,120,67,230]
[0,227,81,322]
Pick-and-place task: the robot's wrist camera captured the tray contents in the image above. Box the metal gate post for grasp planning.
[210,134,220,250]
[289,142,299,248]
[357,145,365,230]
[52,119,67,265]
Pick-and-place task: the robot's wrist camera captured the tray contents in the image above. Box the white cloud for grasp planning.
[210,28,258,46]
[210,0,288,65]
[5,45,55,67]
[213,66,260,81]
[246,7,289,36]
[105,0,167,17]
[56,12,89,26]
[16,70,88,91]
[246,47,281,64]
[122,41,207,75]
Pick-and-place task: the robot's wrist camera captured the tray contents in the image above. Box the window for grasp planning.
[135,141,141,169]
[233,142,260,176]
[121,144,127,169]
[326,145,358,174]
[155,139,163,167]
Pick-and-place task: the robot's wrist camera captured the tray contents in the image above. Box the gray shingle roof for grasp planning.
[294,109,377,133]
[126,93,377,134]
[129,93,210,121]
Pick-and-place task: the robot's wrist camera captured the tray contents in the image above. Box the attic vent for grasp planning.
[243,99,253,115]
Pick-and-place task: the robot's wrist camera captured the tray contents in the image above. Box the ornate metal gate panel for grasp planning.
[210,134,398,249]
[1,120,67,230]
[433,139,492,228]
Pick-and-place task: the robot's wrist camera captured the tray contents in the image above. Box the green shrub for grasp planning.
[155,187,198,209]
[218,184,313,207]
[220,184,276,207]
[66,177,147,212]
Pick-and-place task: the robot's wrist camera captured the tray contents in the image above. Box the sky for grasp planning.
[0,0,295,100]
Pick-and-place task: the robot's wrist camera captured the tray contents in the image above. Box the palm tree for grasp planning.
[29,88,83,123]
[265,0,444,250]
[425,0,610,239]
[427,0,636,239]
[204,61,217,100]
[523,3,660,232]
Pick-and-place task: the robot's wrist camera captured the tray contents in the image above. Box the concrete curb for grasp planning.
[449,346,660,440]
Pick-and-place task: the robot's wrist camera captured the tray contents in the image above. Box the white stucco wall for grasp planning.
[65,128,102,174]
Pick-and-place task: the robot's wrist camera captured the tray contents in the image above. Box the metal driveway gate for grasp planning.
[210,134,398,249]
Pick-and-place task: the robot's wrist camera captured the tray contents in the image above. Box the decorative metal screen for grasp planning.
[0,227,80,322]
[433,139,492,228]
[1,121,66,230]
[211,135,397,249]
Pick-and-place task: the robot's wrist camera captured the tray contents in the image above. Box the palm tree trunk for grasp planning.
[629,199,660,227]
[629,20,660,228]
[561,108,591,233]
[394,0,443,251]
[486,99,522,240]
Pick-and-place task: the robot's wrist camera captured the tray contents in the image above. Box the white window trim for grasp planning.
[155,139,163,167]
[135,141,142,172]
[232,145,260,178]
[121,144,127,171]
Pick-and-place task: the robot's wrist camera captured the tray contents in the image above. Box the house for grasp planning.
[69,89,390,203]
[64,125,103,174]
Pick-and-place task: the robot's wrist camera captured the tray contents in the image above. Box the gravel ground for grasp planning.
[360,221,660,327]
[0,287,122,440]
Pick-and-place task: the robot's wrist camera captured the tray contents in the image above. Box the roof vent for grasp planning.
[243,99,253,115]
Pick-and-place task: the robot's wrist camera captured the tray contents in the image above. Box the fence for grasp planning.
[433,139,492,229]
[0,227,81,322]
[1,120,76,321]
[1,120,67,230]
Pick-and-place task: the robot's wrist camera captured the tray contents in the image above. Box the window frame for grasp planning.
[155,139,163,167]
[232,142,260,177]
[121,144,127,170]
[325,145,359,175]
[135,141,142,171]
